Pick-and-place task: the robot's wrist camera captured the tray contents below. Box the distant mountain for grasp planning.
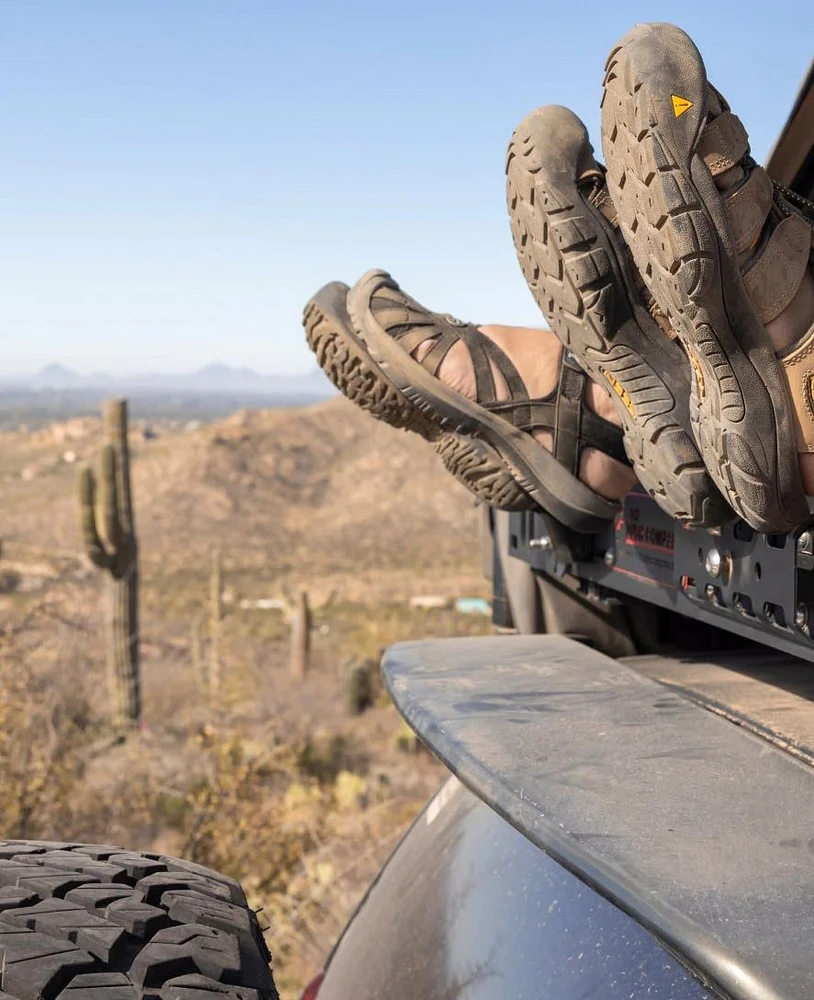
[183,365,330,394]
[37,363,80,383]
[1,363,335,398]
[195,363,264,382]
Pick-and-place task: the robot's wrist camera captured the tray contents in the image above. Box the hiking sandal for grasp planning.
[506,103,729,528]
[601,22,813,531]
[304,281,535,511]
[305,271,631,532]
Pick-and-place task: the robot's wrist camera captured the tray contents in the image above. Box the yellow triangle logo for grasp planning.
[671,94,694,117]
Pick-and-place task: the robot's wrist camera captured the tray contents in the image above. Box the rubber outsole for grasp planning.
[346,270,622,533]
[506,104,730,528]
[303,283,537,511]
[600,23,809,532]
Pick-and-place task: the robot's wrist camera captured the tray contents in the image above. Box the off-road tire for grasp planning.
[0,840,278,1000]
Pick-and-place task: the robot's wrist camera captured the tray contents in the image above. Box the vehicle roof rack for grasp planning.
[506,493,814,663]
[384,634,814,1000]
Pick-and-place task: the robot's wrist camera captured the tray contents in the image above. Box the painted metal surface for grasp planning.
[320,777,714,1000]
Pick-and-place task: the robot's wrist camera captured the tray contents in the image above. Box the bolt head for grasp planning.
[796,604,808,628]
[704,583,716,600]
[798,532,812,552]
[604,549,616,567]
[529,536,553,550]
[704,548,722,578]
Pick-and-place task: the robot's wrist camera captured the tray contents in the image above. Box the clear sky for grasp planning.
[1,0,811,375]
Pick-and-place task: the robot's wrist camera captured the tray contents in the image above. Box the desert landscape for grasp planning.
[0,394,493,997]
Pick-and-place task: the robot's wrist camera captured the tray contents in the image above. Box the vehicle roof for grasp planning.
[632,648,814,763]
[384,635,814,1000]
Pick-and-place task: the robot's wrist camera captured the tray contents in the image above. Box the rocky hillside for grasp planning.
[0,397,482,585]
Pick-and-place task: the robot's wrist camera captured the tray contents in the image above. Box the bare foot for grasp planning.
[415,323,637,501]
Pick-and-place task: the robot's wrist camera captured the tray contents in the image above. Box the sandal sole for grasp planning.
[303,283,537,511]
[347,269,621,533]
[506,104,729,528]
[600,22,808,532]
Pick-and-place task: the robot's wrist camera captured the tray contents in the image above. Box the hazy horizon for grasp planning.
[1,360,328,379]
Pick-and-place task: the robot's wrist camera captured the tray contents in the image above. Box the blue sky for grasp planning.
[1,1,811,375]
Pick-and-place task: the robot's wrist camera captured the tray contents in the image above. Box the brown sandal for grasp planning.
[305,270,632,532]
[601,22,814,531]
[506,103,729,527]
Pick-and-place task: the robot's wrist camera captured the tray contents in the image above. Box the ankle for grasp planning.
[578,447,635,500]
[476,327,634,500]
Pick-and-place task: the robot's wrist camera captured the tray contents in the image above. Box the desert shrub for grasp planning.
[345,658,377,715]
[0,569,22,593]
[296,732,367,783]
[178,733,331,898]
[0,627,96,837]
[124,726,425,995]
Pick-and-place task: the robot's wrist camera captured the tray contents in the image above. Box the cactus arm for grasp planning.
[77,466,111,570]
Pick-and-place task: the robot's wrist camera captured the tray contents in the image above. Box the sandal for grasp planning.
[304,281,534,512]
[506,103,729,527]
[304,270,632,532]
[601,22,814,531]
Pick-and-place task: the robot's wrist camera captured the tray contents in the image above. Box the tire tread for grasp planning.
[0,841,277,1000]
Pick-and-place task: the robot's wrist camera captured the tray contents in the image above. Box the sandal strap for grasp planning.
[557,353,630,469]
[368,284,630,472]
[581,409,631,466]
[697,111,749,177]
[375,295,527,405]
[484,351,630,472]
[742,211,812,325]
[553,351,587,476]
[697,86,814,326]
[485,397,557,431]
[724,167,774,255]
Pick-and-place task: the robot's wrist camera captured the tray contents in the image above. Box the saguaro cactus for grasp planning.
[290,589,311,679]
[78,399,140,729]
[208,548,223,695]
[190,614,204,688]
